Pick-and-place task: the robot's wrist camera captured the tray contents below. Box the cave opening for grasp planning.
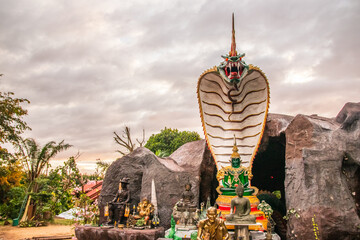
[342,155,360,217]
[251,133,286,208]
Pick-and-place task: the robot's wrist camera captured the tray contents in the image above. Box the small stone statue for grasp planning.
[180,182,197,208]
[197,207,229,240]
[226,183,256,224]
[134,197,154,226]
[172,182,199,229]
[108,177,130,225]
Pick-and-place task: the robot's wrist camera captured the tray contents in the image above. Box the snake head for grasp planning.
[217,53,248,84]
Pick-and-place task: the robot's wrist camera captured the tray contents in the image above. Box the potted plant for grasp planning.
[257,200,274,240]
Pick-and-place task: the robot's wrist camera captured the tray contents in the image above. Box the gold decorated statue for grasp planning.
[134,197,154,226]
[197,207,229,240]
[217,138,254,196]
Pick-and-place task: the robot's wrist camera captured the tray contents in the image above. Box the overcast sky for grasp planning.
[1,0,359,165]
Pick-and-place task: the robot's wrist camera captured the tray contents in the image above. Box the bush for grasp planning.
[0,186,26,219]
[145,128,201,157]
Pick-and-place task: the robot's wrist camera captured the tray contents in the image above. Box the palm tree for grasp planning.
[16,138,72,192]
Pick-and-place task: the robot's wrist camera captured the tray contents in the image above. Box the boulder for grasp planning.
[98,139,217,228]
[252,103,360,239]
[283,103,360,239]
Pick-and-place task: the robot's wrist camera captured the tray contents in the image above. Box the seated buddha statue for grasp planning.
[178,182,197,209]
[226,183,256,224]
[216,139,254,196]
[172,182,198,229]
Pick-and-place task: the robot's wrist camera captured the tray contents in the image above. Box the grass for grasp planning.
[1,217,74,226]
[51,218,75,225]
[0,219,13,226]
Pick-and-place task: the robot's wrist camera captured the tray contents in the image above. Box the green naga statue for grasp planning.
[216,137,254,196]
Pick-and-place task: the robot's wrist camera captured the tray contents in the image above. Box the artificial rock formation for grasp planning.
[75,226,164,240]
[99,139,217,228]
[284,103,360,240]
[253,103,360,239]
[99,102,360,239]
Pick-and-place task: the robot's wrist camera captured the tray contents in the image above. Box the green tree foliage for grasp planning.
[15,138,72,192]
[94,159,110,179]
[0,90,30,159]
[145,128,201,157]
[0,85,29,217]
[0,159,24,204]
[0,186,26,219]
[46,156,82,214]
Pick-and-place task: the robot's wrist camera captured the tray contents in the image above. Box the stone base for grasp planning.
[176,224,197,230]
[226,223,262,240]
[75,226,164,240]
[249,231,281,240]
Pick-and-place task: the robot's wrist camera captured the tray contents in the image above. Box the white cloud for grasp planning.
[1,0,359,166]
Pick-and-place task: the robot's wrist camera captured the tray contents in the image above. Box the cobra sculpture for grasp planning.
[197,14,270,175]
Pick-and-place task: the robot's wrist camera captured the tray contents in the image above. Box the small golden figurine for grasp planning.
[134,197,154,226]
[197,207,229,240]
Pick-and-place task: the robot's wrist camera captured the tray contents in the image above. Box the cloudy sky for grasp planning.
[1,0,359,166]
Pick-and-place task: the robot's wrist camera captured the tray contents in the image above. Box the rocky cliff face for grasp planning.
[98,139,217,228]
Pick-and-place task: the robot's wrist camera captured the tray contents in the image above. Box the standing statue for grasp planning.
[226,183,256,223]
[108,177,130,225]
[197,207,229,240]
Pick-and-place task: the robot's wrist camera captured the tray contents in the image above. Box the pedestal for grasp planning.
[75,226,165,240]
[226,223,262,240]
[165,228,198,239]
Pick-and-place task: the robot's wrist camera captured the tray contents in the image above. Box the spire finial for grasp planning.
[231,134,240,159]
[230,13,237,57]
